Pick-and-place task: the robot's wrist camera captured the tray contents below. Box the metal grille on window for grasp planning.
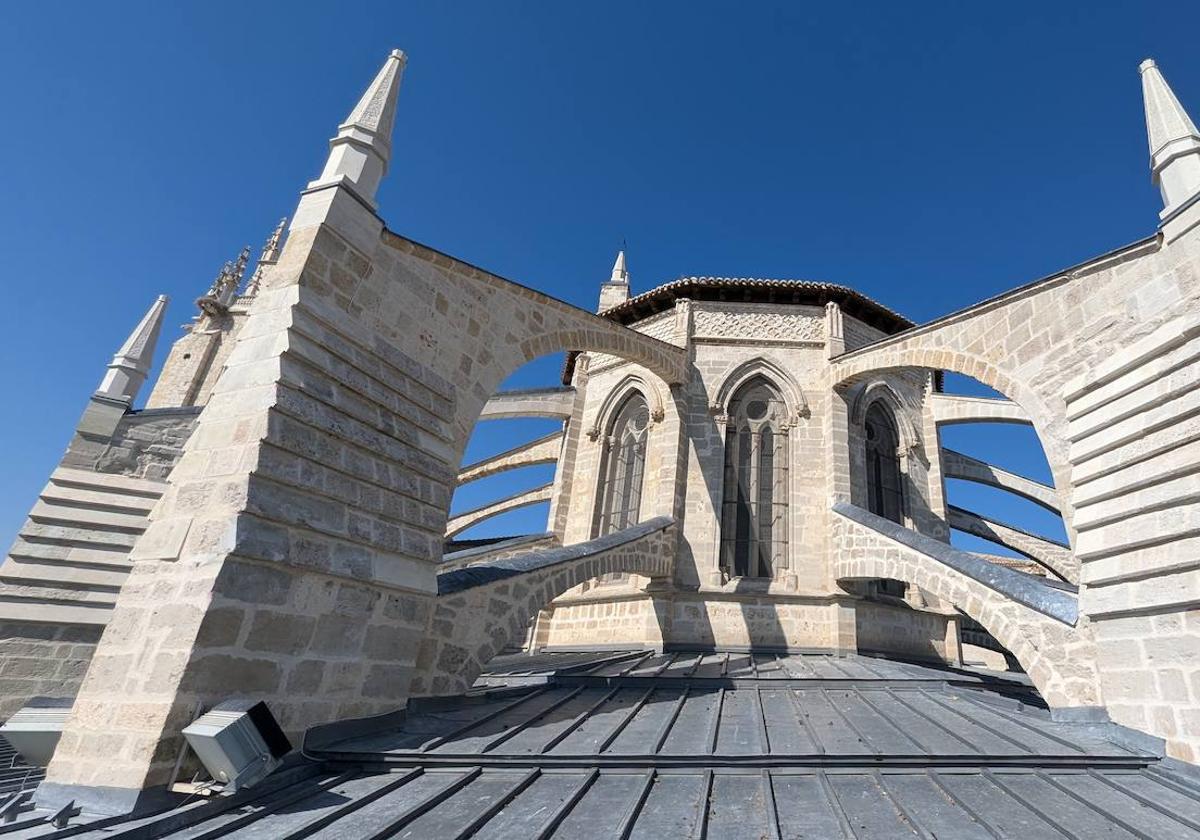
[593,393,651,582]
[720,376,789,578]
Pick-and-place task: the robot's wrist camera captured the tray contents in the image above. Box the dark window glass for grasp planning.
[720,376,789,578]
[593,393,651,583]
[864,403,904,524]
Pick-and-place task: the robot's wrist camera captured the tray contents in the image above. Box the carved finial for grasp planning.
[197,246,250,315]
[260,218,287,263]
[244,217,289,297]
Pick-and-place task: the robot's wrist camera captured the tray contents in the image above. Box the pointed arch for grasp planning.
[592,390,652,538]
[712,358,809,426]
[849,379,922,454]
[719,375,790,578]
[586,374,666,441]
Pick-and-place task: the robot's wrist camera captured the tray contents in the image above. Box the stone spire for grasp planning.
[96,294,169,403]
[610,250,629,284]
[307,49,407,210]
[1140,59,1200,219]
[598,249,631,312]
[244,217,288,297]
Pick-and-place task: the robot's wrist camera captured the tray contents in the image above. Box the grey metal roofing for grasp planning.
[6,649,1200,838]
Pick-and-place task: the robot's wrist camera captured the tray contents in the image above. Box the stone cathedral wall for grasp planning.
[62,407,199,481]
[541,302,956,658]
[854,600,957,664]
[0,406,199,717]
[832,221,1200,759]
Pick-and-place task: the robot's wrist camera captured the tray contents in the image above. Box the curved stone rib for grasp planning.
[931,393,1031,426]
[416,517,674,696]
[445,483,553,538]
[438,516,672,595]
[836,504,1076,624]
[439,533,558,573]
[941,448,1060,513]
[457,432,562,486]
[478,387,575,421]
[946,505,1076,583]
[831,503,1098,710]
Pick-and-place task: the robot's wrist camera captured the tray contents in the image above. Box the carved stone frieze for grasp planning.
[692,304,824,344]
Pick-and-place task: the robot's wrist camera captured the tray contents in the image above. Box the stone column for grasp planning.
[547,356,589,538]
[825,302,845,359]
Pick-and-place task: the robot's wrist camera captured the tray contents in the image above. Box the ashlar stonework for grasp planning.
[0,50,1194,812]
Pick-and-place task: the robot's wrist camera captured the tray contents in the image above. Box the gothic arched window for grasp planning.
[593,392,651,537]
[864,402,904,524]
[720,377,789,578]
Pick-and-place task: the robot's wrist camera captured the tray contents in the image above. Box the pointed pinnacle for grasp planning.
[1140,58,1200,161]
[260,217,288,264]
[308,50,407,208]
[97,295,169,402]
[1139,58,1200,218]
[246,218,289,297]
[610,249,629,284]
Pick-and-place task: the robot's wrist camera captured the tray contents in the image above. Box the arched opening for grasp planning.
[937,374,1069,573]
[864,402,904,524]
[447,355,567,547]
[593,391,651,538]
[719,376,789,579]
[935,374,1073,671]
[848,387,919,605]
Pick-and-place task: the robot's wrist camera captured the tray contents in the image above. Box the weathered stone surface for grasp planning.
[25,51,1200,805]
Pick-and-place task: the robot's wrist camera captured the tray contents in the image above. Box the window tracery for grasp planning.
[720,376,789,578]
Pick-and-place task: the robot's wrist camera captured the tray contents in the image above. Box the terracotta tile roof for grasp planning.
[604,276,913,330]
[564,276,915,383]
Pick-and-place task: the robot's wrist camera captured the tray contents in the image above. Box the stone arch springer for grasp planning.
[710,357,810,427]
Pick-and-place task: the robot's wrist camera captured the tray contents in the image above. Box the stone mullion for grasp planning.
[748,426,763,579]
[774,427,790,574]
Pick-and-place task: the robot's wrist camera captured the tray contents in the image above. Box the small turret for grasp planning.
[1140,59,1200,220]
[598,249,631,312]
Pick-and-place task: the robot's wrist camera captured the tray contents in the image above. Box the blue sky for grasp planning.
[1,2,1196,555]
